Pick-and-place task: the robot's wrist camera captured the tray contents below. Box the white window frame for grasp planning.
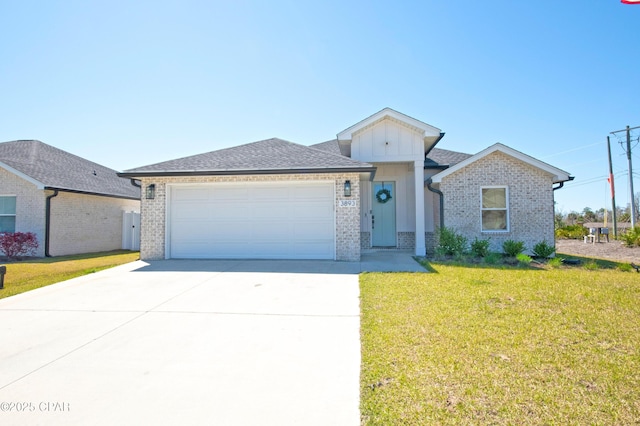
[480,186,509,232]
[0,195,17,233]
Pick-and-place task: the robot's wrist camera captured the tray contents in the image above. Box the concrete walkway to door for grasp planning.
[0,253,425,425]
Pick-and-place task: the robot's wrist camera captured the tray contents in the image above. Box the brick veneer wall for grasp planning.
[49,191,140,256]
[440,151,556,254]
[0,167,46,257]
[139,173,361,261]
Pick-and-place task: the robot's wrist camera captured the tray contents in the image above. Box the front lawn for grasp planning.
[0,251,140,299]
[360,263,640,425]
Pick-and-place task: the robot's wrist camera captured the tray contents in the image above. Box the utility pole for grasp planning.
[611,125,640,228]
[607,136,618,238]
[628,126,636,228]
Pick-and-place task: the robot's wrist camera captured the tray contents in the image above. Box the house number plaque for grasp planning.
[339,200,357,207]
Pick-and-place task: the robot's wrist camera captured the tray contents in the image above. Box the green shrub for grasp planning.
[502,240,525,257]
[620,226,640,247]
[483,252,502,265]
[584,260,600,270]
[555,224,588,240]
[548,257,563,268]
[532,240,556,259]
[436,227,468,256]
[618,263,633,273]
[470,237,491,258]
[516,253,532,266]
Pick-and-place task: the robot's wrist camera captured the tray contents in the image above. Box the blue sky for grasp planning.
[1,1,638,214]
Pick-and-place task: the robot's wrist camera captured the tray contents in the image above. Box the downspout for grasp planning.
[45,190,59,257]
[426,178,444,229]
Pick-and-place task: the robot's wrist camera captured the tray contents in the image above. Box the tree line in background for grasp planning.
[555,192,640,228]
[555,194,640,247]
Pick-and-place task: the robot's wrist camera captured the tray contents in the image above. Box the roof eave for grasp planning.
[44,186,140,200]
[118,167,378,178]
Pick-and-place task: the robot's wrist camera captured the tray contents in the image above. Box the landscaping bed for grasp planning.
[556,238,640,264]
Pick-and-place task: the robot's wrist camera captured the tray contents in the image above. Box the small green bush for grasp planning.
[584,260,600,270]
[618,263,633,273]
[437,227,468,256]
[620,226,640,247]
[470,237,491,258]
[516,253,532,266]
[548,257,563,268]
[532,240,556,259]
[555,224,588,240]
[503,240,525,257]
[484,252,502,265]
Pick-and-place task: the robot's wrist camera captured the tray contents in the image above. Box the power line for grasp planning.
[540,141,604,159]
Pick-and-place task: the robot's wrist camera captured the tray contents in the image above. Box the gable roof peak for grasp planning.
[430,142,572,184]
[337,108,442,141]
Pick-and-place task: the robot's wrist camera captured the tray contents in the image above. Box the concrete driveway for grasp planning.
[0,259,368,426]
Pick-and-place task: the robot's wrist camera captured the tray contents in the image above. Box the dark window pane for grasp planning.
[0,197,16,215]
[482,188,506,209]
[482,210,507,231]
[0,216,15,233]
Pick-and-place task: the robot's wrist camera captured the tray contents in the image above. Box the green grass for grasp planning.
[0,250,140,299]
[360,263,640,425]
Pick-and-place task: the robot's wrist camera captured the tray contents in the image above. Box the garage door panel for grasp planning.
[257,204,291,218]
[172,188,211,201]
[211,205,252,220]
[252,186,290,200]
[293,184,333,200]
[169,183,335,259]
[293,203,333,219]
[213,187,250,201]
[293,222,334,239]
[253,222,290,239]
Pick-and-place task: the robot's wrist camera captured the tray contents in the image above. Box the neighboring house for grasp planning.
[0,140,140,257]
[119,108,571,261]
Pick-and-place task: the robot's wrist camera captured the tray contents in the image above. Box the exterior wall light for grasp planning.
[145,184,156,200]
[344,180,352,197]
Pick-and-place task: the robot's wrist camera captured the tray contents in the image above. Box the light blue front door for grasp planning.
[372,182,396,247]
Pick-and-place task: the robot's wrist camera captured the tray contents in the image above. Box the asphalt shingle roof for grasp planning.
[426,148,473,167]
[122,138,374,175]
[0,140,140,199]
[310,139,346,156]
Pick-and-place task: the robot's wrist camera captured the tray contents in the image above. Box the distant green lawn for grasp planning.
[360,262,640,425]
[0,251,140,299]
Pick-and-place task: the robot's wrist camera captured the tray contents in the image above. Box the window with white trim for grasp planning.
[481,187,508,231]
[0,196,16,233]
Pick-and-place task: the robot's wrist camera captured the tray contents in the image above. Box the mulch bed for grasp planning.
[556,239,640,264]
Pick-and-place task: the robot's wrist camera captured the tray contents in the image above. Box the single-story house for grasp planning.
[0,140,140,257]
[119,108,572,261]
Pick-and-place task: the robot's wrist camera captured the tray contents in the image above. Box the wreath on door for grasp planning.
[375,188,392,204]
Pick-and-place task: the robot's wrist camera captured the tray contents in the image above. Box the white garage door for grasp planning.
[168,182,335,259]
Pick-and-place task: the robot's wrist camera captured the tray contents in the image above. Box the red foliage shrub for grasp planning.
[0,232,39,259]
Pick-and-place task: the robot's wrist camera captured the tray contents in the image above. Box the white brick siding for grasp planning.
[139,173,361,261]
[440,151,556,254]
[48,191,140,256]
[0,167,46,257]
